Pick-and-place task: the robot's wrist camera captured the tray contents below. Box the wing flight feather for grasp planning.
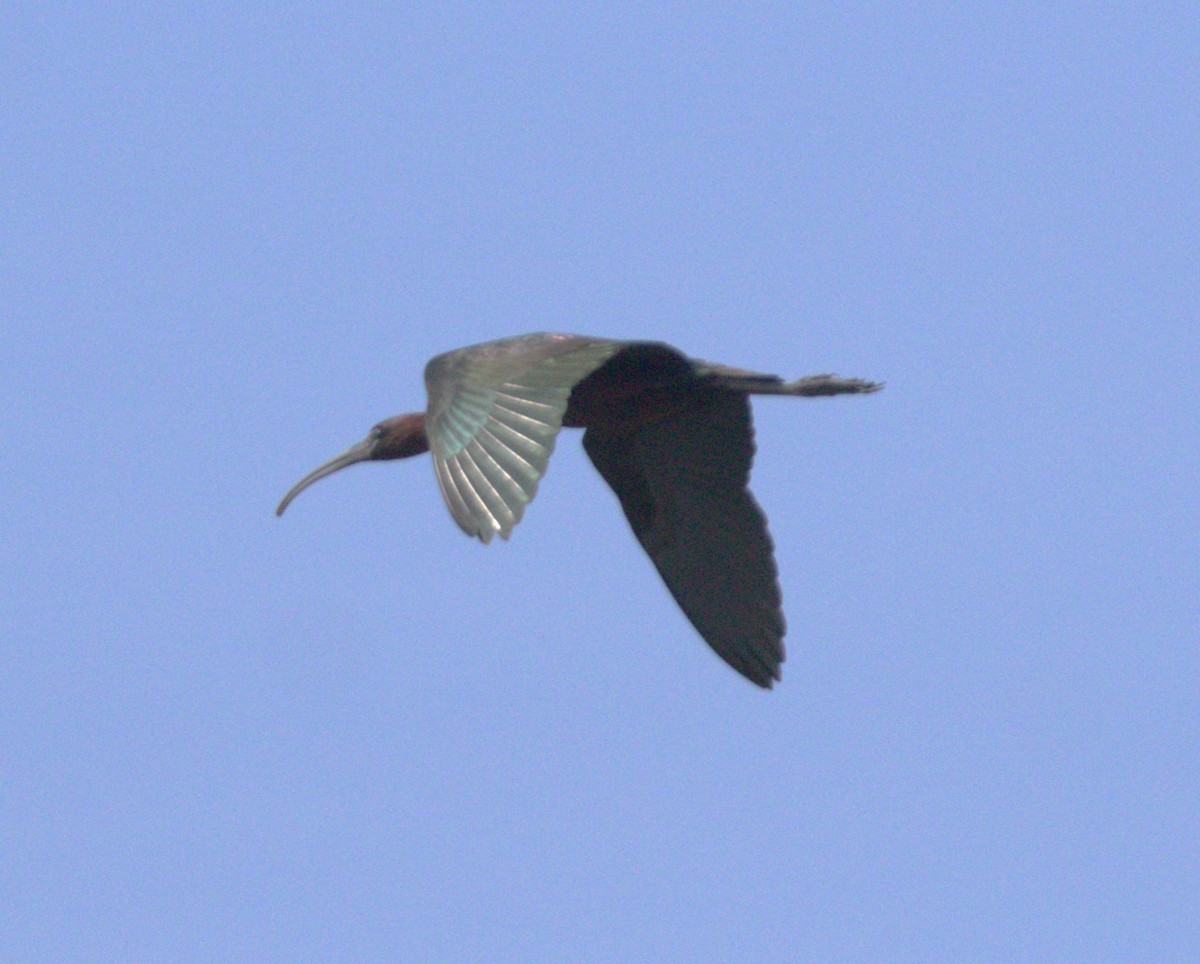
[582,390,786,687]
[425,333,624,541]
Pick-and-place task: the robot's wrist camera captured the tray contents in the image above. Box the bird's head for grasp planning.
[275,412,429,516]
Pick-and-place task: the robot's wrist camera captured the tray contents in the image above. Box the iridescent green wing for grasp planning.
[424,333,624,542]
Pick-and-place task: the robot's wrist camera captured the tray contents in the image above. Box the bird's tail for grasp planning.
[698,363,883,397]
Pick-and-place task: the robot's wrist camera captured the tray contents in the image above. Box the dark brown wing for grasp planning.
[582,389,786,687]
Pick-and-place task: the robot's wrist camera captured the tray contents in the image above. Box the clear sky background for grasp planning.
[4,4,1196,960]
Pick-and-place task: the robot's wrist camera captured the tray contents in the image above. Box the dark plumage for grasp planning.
[277,333,881,687]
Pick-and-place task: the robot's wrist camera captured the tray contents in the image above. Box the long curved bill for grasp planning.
[275,435,376,516]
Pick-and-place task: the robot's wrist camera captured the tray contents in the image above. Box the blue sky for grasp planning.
[4,4,1196,960]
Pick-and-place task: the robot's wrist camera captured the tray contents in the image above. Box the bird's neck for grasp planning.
[374,412,430,459]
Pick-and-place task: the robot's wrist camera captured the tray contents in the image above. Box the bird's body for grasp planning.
[277,333,881,687]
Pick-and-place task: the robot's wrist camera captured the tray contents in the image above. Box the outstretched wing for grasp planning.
[425,333,624,542]
[582,390,786,687]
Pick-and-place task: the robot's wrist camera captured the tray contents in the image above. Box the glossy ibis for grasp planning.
[277,333,881,687]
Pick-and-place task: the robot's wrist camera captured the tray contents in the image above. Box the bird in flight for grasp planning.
[277,333,881,687]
